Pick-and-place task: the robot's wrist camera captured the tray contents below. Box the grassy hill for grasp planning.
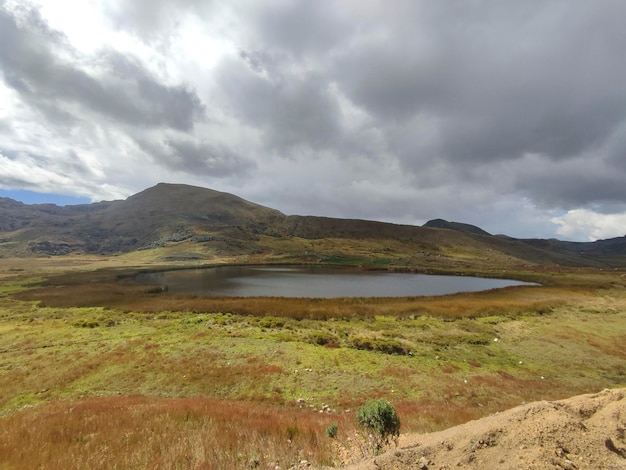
[1,183,625,268]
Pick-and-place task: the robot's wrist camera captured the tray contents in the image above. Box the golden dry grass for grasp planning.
[1,257,626,468]
[0,396,351,469]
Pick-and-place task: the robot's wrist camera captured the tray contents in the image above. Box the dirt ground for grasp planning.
[333,388,626,470]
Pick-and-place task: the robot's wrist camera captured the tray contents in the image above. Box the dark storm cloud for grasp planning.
[0,5,204,130]
[134,135,255,177]
[165,138,255,176]
[330,1,626,163]
[514,156,626,209]
[3,0,626,239]
[331,35,444,122]
[102,51,205,130]
[326,2,626,211]
[217,54,343,152]
[245,1,351,57]
[606,125,626,171]
[197,0,626,234]
[211,2,626,162]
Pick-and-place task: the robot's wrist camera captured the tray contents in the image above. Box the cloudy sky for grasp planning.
[1,0,626,241]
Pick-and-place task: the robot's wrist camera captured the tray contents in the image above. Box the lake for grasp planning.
[135,265,535,298]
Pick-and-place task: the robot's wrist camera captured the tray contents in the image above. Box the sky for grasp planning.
[1,1,626,241]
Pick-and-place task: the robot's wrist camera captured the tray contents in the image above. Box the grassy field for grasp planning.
[1,256,626,468]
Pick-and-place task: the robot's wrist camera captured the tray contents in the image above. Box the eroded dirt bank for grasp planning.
[338,388,626,470]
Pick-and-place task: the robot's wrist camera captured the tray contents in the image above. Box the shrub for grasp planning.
[72,319,100,328]
[325,423,338,438]
[356,399,400,453]
[258,316,286,329]
[350,336,410,355]
[309,331,339,346]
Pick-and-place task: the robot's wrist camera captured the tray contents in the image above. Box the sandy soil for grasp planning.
[334,388,626,470]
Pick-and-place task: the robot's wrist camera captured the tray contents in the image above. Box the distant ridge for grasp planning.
[423,219,491,236]
[0,183,625,268]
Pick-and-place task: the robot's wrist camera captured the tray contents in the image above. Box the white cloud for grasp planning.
[552,209,626,241]
[0,150,122,200]
[32,0,110,53]
[1,1,626,242]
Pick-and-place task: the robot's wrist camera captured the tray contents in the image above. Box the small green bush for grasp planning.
[72,319,100,328]
[258,316,286,329]
[350,336,410,355]
[309,331,339,346]
[356,399,400,453]
[325,423,338,438]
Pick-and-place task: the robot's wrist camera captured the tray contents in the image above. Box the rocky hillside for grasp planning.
[1,183,625,267]
[0,183,284,255]
[423,218,492,236]
[339,388,626,469]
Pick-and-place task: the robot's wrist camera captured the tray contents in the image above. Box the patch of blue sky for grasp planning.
[0,189,90,206]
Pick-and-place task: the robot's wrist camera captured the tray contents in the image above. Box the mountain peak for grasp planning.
[423,219,491,236]
[1,183,624,267]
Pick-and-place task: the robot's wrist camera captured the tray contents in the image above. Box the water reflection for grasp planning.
[135,265,534,298]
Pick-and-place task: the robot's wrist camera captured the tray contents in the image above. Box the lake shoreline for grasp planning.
[133,264,537,299]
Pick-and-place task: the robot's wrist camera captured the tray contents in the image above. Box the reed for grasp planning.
[0,396,354,469]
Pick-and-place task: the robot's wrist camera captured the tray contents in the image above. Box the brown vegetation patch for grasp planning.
[15,267,584,322]
[0,396,353,469]
[4,261,626,468]
[587,334,626,359]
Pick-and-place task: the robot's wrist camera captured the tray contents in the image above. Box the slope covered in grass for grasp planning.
[1,257,625,467]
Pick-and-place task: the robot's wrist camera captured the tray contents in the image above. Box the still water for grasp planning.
[135,265,534,298]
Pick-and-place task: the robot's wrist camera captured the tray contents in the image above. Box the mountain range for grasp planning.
[1,183,625,268]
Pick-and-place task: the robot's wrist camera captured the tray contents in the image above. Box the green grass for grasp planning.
[1,261,626,467]
[2,286,624,413]
[321,256,395,266]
